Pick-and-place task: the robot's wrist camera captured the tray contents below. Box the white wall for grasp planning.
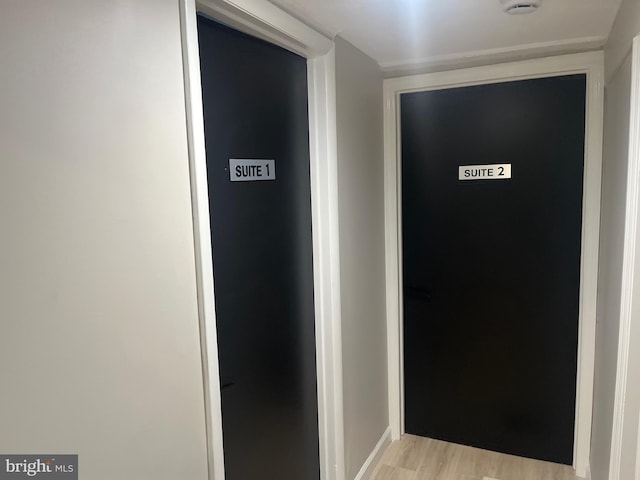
[604,35,640,480]
[591,1,640,476]
[0,2,209,479]
[334,37,389,480]
[604,38,640,478]
[592,51,632,480]
[605,0,640,83]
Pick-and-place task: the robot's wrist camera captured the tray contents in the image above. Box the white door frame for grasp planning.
[178,1,345,479]
[382,52,604,478]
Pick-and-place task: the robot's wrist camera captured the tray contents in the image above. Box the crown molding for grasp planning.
[380,35,607,76]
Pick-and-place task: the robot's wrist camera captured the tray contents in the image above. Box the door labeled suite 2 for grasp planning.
[401,75,586,465]
[198,17,320,480]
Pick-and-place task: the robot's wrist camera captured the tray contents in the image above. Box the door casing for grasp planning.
[382,52,604,478]
[179,1,345,479]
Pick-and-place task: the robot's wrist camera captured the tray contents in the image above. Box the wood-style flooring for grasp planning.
[370,435,581,480]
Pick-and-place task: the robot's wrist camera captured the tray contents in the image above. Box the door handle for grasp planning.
[220,377,236,390]
[404,285,433,302]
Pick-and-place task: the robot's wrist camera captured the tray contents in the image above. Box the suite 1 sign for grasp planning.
[229,159,276,182]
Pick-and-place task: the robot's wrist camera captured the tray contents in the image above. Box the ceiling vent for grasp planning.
[500,0,541,14]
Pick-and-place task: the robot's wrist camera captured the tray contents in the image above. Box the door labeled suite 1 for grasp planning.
[197,17,320,480]
[401,75,586,465]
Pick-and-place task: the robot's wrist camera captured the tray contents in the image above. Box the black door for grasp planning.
[401,75,586,465]
[198,17,319,480]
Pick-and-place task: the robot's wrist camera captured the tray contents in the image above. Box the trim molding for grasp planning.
[380,36,607,76]
[383,51,604,479]
[353,427,392,480]
[609,35,640,480]
[181,2,342,479]
[197,0,332,58]
[178,2,226,478]
[308,47,347,480]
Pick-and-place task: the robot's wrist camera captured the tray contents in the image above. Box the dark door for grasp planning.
[198,17,319,480]
[401,75,586,465]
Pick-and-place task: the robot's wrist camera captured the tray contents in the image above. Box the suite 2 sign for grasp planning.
[458,164,512,180]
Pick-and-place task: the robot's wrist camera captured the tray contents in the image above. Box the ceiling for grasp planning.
[268,0,622,72]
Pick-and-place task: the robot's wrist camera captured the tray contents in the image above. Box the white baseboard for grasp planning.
[581,463,591,480]
[353,426,392,480]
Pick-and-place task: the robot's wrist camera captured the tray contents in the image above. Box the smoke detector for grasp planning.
[500,0,541,14]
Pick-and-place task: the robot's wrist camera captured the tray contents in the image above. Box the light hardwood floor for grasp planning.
[370,435,580,480]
